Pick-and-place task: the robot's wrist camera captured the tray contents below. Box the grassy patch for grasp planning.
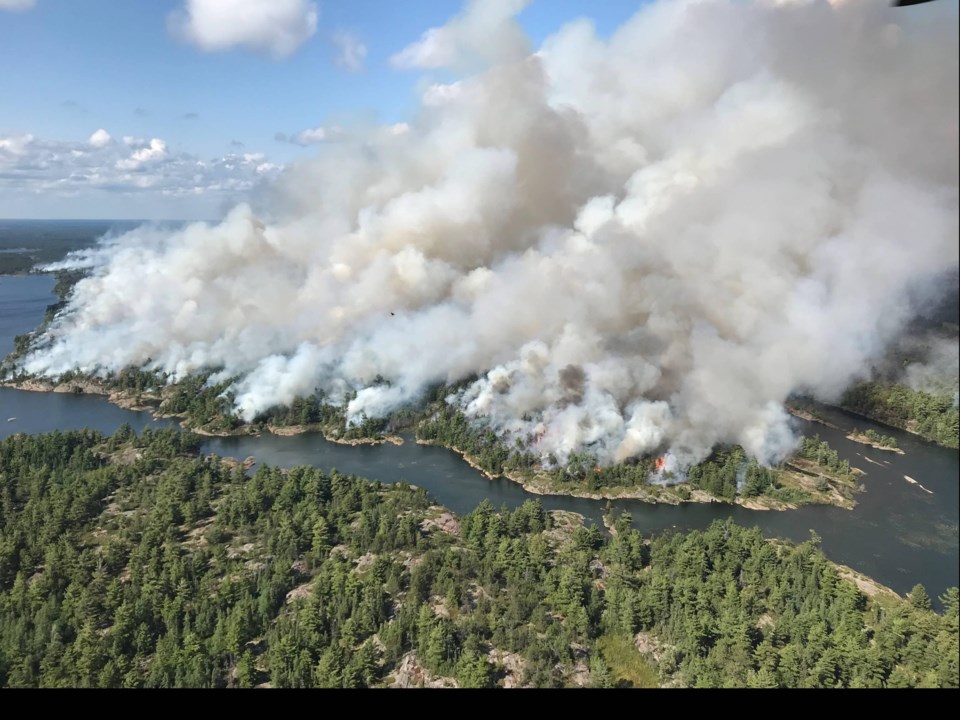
[597,635,659,689]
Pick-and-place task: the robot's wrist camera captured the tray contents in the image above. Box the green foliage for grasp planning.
[160,372,243,433]
[607,522,958,688]
[1,429,955,688]
[796,435,857,483]
[258,394,330,427]
[418,405,513,477]
[861,429,898,449]
[843,382,959,449]
[910,584,932,612]
[686,447,746,500]
[105,367,168,395]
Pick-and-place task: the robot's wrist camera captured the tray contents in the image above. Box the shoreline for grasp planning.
[788,401,906,455]
[845,431,905,455]
[838,404,960,450]
[417,440,816,512]
[0,377,405,445]
[786,405,842,430]
[416,438,688,504]
[791,400,957,452]
[3,378,855,512]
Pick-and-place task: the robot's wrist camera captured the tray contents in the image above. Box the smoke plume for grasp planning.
[887,332,960,396]
[24,0,960,468]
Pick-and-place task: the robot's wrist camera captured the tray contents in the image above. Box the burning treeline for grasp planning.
[22,0,960,472]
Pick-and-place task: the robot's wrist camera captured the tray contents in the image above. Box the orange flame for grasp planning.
[655,456,666,471]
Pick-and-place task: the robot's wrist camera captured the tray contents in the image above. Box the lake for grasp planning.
[0,274,55,359]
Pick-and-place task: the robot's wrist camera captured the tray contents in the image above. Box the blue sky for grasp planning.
[0,0,647,219]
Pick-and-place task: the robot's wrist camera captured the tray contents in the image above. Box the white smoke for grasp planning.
[901,334,960,395]
[390,0,532,71]
[24,0,960,469]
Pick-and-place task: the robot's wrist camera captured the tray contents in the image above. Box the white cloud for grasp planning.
[0,0,36,11]
[89,129,112,148]
[294,127,329,145]
[116,138,167,170]
[333,31,367,73]
[0,130,282,204]
[391,27,456,70]
[0,134,34,155]
[169,0,318,58]
[390,0,530,70]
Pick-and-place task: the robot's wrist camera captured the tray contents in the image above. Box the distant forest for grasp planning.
[0,220,133,275]
[842,381,959,449]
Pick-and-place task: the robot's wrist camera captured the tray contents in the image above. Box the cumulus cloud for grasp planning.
[0,134,34,155]
[0,0,36,11]
[89,129,112,148]
[169,0,318,58]
[333,31,367,72]
[390,0,530,70]
[24,0,960,472]
[116,138,167,170]
[0,130,281,204]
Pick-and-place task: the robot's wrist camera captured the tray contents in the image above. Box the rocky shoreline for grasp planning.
[417,440,813,512]
[790,402,940,452]
[4,377,854,511]
[845,431,905,455]
[1,377,404,445]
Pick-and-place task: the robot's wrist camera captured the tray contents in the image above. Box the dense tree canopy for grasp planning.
[1,429,955,688]
[843,382,959,449]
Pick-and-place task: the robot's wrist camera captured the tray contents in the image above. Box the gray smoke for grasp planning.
[24,0,960,469]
